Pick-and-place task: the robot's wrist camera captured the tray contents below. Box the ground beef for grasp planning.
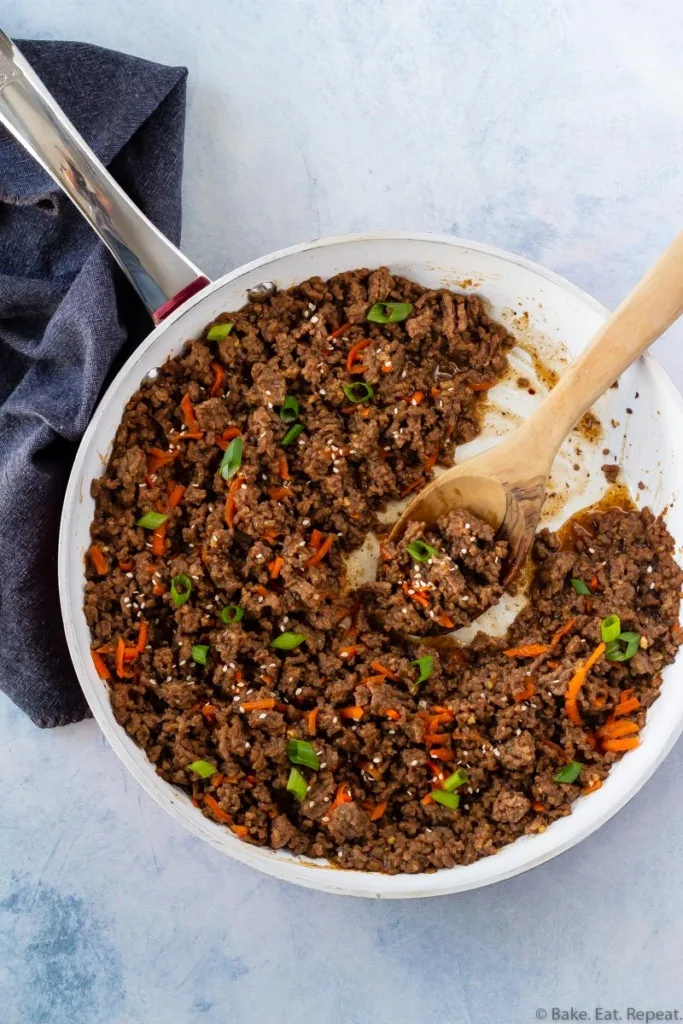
[369,509,508,635]
[85,268,682,875]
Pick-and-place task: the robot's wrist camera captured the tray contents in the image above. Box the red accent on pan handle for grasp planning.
[152,276,212,324]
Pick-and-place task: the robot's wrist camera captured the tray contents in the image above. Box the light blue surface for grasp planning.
[3,1,683,1021]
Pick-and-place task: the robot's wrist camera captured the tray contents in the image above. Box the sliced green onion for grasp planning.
[220,436,243,481]
[571,578,591,596]
[600,614,621,644]
[410,655,434,687]
[170,573,192,607]
[287,767,308,800]
[279,396,299,424]
[272,631,306,651]
[281,423,304,447]
[406,539,440,563]
[443,769,469,793]
[136,511,168,530]
[605,631,641,662]
[554,760,583,784]
[366,301,412,324]
[342,382,374,404]
[191,644,209,665]
[188,759,217,779]
[207,322,234,341]
[221,604,244,624]
[286,738,319,770]
[431,789,460,809]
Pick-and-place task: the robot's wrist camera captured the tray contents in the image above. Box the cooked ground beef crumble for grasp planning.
[84,268,683,874]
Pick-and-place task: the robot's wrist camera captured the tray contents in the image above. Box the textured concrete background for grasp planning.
[2,1,683,1022]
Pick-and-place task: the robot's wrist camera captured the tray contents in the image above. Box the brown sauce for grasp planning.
[557,483,636,552]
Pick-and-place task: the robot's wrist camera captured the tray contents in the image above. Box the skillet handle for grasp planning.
[0,31,210,322]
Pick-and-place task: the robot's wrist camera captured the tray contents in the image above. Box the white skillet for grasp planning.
[3,33,682,898]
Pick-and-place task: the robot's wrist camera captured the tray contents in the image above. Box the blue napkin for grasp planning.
[0,40,188,726]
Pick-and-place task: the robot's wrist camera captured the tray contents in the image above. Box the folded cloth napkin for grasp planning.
[0,40,188,727]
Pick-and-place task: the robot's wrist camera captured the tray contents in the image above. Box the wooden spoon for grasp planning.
[390,231,683,595]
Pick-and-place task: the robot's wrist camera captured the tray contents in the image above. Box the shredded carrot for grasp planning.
[564,642,606,725]
[582,779,603,796]
[88,545,109,575]
[513,682,536,702]
[550,618,576,648]
[216,426,241,450]
[232,825,249,838]
[95,643,113,655]
[174,430,204,441]
[210,360,225,397]
[370,660,399,681]
[262,527,280,544]
[540,737,567,759]
[268,487,291,501]
[359,675,387,687]
[369,800,388,821]
[504,643,549,658]
[309,529,324,550]
[428,762,446,783]
[402,581,431,608]
[330,783,353,812]
[152,583,166,596]
[346,338,371,372]
[619,687,636,703]
[136,619,148,653]
[424,451,438,474]
[118,558,134,571]
[589,574,600,592]
[91,650,110,679]
[151,522,167,557]
[400,478,422,497]
[123,646,139,662]
[307,534,333,566]
[254,584,269,597]
[241,699,276,711]
[385,709,401,722]
[592,695,607,710]
[277,452,291,480]
[329,322,350,340]
[147,447,178,476]
[203,794,232,824]
[421,793,434,805]
[339,645,361,660]
[180,393,198,430]
[408,390,425,405]
[424,732,451,747]
[614,696,641,717]
[597,720,640,740]
[468,379,494,391]
[201,703,217,725]
[602,736,640,752]
[339,706,364,721]
[268,556,284,579]
[115,636,134,679]
[359,760,382,781]
[531,800,546,813]
[211,773,224,788]
[381,360,393,373]
[166,483,185,508]
[436,613,455,630]
[306,708,319,736]
[225,475,242,527]
[430,747,455,762]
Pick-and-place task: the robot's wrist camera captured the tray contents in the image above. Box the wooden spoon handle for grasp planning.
[518,229,683,465]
